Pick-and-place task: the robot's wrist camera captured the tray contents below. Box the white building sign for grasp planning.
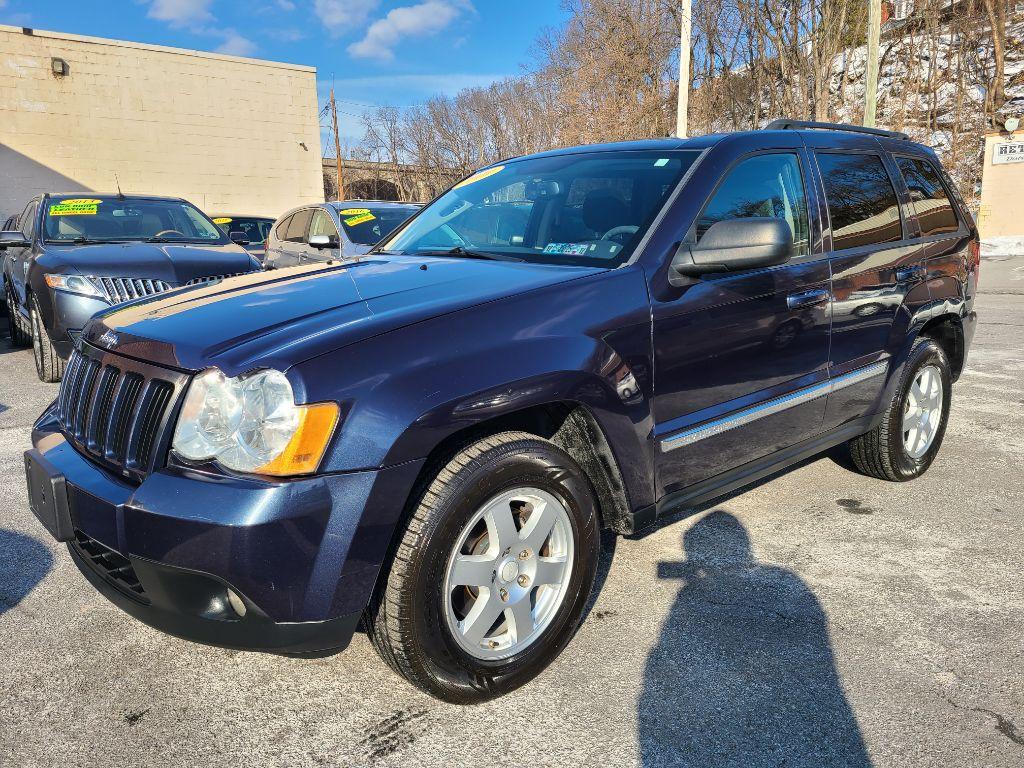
[993,141,1024,165]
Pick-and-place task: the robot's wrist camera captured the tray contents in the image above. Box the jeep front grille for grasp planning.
[57,345,188,481]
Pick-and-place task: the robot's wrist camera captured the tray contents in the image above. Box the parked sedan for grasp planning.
[2,194,260,382]
[211,215,275,263]
[265,200,421,269]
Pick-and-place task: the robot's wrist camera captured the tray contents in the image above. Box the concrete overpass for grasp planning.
[322,158,461,203]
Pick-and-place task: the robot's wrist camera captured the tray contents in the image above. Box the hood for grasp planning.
[44,242,256,285]
[85,255,604,374]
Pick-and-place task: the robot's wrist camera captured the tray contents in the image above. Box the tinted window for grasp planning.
[697,153,809,256]
[274,214,293,241]
[338,205,419,246]
[309,209,339,240]
[283,209,313,243]
[215,216,273,244]
[20,201,38,239]
[383,151,700,267]
[895,156,959,237]
[817,153,902,250]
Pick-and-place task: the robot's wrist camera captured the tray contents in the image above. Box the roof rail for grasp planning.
[765,119,910,141]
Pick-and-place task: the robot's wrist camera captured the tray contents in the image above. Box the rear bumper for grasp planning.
[30,407,424,653]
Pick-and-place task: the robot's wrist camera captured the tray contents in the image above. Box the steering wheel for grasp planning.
[153,229,184,238]
[601,225,639,242]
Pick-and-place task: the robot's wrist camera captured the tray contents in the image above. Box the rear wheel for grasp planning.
[5,283,30,347]
[848,337,951,481]
[30,295,65,382]
[366,431,601,703]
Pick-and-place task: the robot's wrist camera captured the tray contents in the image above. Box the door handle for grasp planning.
[896,265,926,283]
[786,288,830,310]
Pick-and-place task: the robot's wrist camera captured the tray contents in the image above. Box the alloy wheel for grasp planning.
[443,487,574,661]
[902,364,943,459]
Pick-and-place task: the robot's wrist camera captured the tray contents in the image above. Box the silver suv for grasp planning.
[265,200,421,268]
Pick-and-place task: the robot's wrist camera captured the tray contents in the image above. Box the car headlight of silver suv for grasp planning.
[171,368,339,476]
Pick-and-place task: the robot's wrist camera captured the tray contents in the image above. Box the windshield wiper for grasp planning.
[63,237,118,245]
[416,246,524,262]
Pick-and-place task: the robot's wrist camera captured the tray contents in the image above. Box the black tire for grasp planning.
[366,431,601,703]
[30,294,65,383]
[6,283,31,347]
[848,337,951,481]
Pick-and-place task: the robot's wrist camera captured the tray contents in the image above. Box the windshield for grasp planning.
[337,205,421,246]
[213,216,274,244]
[43,198,227,244]
[380,150,700,267]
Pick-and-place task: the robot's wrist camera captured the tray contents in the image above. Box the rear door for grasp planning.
[807,143,930,429]
[273,209,314,268]
[652,142,831,496]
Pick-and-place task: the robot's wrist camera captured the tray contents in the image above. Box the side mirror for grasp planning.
[309,234,339,250]
[670,218,793,285]
[0,230,30,249]
[229,230,250,246]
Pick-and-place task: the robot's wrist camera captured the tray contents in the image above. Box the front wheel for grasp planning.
[848,337,951,481]
[30,295,65,383]
[366,432,601,703]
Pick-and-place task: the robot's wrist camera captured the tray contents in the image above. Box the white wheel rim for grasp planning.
[902,364,943,459]
[443,487,574,661]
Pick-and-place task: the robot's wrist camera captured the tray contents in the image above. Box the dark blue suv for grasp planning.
[24,122,978,703]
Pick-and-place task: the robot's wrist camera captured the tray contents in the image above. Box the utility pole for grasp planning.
[676,0,691,137]
[864,0,882,128]
[330,86,344,200]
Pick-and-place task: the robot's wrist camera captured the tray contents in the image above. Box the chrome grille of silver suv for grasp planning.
[93,277,173,303]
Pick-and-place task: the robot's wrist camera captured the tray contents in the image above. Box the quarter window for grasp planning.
[895,156,959,237]
[696,153,809,257]
[817,153,902,250]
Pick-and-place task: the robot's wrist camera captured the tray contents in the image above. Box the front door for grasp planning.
[306,208,342,263]
[652,150,831,497]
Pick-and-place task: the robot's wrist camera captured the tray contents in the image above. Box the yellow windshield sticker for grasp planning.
[338,208,371,216]
[212,217,232,225]
[49,199,102,216]
[454,165,505,189]
[343,212,376,227]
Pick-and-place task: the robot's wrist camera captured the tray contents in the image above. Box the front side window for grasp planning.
[42,198,225,244]
[817,153,902,251]
[309,209,339,240]
[20,201,38,239]
[895,156,959,237]
[696,153,810,257]
[381,151,700,267]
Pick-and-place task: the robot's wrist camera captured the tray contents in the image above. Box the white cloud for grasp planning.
[348,1,473,62]
[147,0,214,26]
[314,0,380,35]
[215,30,257,57]
[276,0,296,9]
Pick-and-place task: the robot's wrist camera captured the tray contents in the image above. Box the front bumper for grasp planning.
[29,408,423,653]
[49,291,109,359]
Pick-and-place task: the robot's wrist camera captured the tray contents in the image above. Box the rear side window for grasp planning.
[696,153,810,257]
[20,201,38,239]
[274,214,293,240]
[817,153,902,250]
[895,156,959,237]
[283,209,313,243]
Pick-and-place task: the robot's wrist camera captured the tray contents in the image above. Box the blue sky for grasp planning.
[0,0,567,152]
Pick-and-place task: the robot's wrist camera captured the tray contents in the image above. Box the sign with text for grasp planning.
[993,141,1024,165]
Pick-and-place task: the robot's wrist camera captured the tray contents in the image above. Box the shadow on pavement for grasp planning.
[639,510,871,768]
[0,529,54,615]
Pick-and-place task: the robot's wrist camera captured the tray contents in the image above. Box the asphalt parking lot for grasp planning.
[1,259,1021,768]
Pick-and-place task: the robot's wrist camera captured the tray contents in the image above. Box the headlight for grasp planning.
[44,273,104,299]
[172,368,339,476]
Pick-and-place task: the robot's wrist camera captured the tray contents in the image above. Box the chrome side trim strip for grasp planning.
[660,361,889,452]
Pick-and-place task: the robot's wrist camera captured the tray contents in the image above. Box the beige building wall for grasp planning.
[0,25,323,220]
[978,132,1024,239]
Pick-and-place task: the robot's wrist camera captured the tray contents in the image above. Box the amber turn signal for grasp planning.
[255,402,340,476]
